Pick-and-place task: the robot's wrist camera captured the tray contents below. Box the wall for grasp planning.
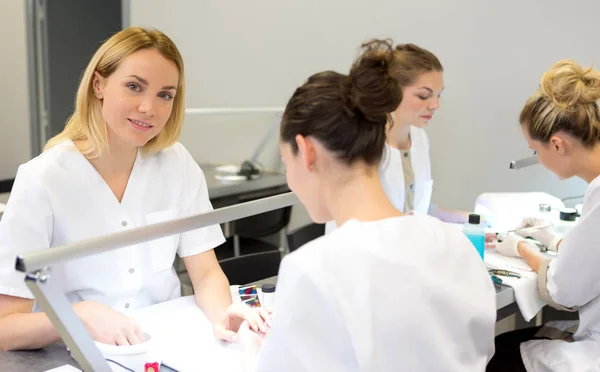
[2,1,592,223]
[130,0,594,228]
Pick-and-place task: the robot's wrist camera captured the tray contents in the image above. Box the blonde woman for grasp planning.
[490,60,600,371]
[0,27,268,351]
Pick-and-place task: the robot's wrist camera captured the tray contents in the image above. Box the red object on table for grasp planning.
[145,362,160,372]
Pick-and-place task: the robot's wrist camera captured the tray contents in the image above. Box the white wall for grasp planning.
[0,1,31,180]
[131,0,594,226]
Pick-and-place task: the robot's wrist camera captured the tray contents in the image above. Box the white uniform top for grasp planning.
[325,126,433,233]
[0,141,225,313]
[256,215,496,372]
[521,174,600,371]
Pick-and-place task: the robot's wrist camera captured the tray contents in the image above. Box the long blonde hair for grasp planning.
[44,27,186,157]
[520,60,600,147]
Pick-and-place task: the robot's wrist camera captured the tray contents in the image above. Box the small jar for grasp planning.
[261,283,276,309]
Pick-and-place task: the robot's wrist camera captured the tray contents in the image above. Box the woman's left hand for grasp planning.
[214,303,271,342]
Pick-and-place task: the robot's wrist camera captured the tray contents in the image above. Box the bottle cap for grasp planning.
[262,283,276,293]
[559,208,577,221]
[468,214,481,224]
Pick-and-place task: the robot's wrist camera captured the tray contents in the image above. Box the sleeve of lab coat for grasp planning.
[254,255,356,372]
[539,186,600,309]
[0,165,53,299]
[176,144,225,257]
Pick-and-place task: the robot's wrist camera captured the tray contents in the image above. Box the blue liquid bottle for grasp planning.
[464,214,485,259]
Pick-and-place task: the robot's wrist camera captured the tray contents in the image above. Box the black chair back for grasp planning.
[219,250,282,285]
[287,223,325,252]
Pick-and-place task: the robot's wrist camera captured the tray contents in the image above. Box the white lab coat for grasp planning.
[380,126,433,215]
[0,140,225,313]
[520,175,600,371]
[255,215,496,372]
[325,126,433,233]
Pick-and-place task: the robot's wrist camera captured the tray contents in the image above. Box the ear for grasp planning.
[295,134,316,172]
[549,135,566,155]
[92,71,105,99]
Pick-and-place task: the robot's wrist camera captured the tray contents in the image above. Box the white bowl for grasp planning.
[94,332,161,372]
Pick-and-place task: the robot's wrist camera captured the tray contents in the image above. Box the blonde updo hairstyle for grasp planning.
[520,60,600,147]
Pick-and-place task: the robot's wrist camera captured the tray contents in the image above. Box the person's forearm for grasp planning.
[193,269,233,324]
[517,242,543,273]
[430,207,469,224]
[0,312,60,351]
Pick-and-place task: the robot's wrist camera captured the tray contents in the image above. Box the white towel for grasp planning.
[485,250,546,321]
[132,296,244,372]
[44,366,81,372]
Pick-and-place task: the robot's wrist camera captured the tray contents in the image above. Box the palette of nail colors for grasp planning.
[238,285,262,307]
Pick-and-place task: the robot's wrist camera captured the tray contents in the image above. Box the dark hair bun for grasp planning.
[346,39,402,124]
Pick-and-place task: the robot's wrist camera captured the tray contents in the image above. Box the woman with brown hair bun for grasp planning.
[249,40,496,372]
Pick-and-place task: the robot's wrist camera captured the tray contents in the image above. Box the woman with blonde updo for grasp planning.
[490,60,600,371]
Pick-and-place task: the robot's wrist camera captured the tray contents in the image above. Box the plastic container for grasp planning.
[261,283,276,309]
[539,204,579,236]
[464,214,485,259]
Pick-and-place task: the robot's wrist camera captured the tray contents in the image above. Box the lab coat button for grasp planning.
[121,221,128,227]
[125,303,130,309]
[129,268,135,274]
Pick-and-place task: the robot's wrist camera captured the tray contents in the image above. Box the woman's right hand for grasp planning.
[73,300,145,346]
[515,217,556,247]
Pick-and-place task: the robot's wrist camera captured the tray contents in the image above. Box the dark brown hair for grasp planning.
[520,60,600,147]
[280,40,402,165]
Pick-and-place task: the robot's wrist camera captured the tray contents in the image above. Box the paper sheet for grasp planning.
[484,249,533,272]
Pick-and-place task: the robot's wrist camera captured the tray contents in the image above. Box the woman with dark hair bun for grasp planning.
[247,40,496,372]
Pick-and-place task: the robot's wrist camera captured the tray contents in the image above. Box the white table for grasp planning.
[0,278,520,371]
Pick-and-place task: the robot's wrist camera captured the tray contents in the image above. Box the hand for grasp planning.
[516,217,557,248]
[214,303,271,343]
[73,301,145,346]
[485,233,497,249]
[495,234,523,257]
[238,320,267,349]
[238,320,267,372]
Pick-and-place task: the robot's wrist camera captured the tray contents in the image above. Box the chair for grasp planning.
[287,223,325,253]
[219,250,282,285]
[215,188,292,260]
